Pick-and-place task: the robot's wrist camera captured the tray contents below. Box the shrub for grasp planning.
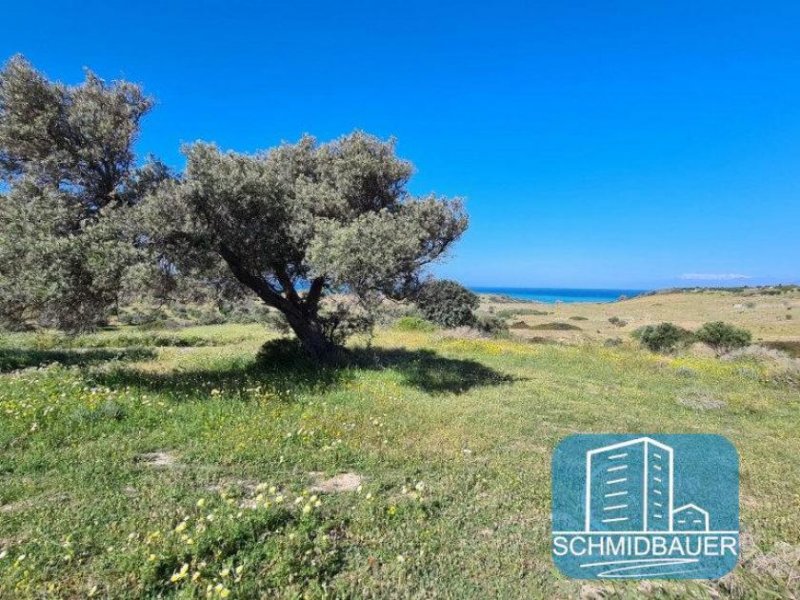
[570,316,588,321]
[633,323,695,353]
[762,341,800,358]
[414,280,479,328]
[474,314,508,336]
[529,322,582,331]
[393,316,436,332]
[695,321,752,354]
[608,316,627,327]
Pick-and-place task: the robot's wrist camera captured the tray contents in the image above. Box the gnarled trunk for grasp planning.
[283,311,339,363]
[216,248,336,362]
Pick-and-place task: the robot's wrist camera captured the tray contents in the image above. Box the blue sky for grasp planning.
[3,1,799,289]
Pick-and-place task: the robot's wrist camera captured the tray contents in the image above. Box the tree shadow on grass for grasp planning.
[347,346,518,394]
[0,347,157,373]
[93,339,519,399]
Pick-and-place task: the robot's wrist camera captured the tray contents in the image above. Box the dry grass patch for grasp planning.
[310,472,363,493]
[133,451,180,468]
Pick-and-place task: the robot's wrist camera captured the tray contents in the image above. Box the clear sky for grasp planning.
[3,1,799,289]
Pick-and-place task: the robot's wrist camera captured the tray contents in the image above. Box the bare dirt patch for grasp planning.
[0,499,33,514]
[309,472,362,493]
[134,451,180,468]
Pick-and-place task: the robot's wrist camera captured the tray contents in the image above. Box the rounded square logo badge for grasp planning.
[551,434,739,579]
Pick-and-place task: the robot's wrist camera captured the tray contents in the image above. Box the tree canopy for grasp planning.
[142,134,467,360]
[0,55,162,330]
[0,56,469,359]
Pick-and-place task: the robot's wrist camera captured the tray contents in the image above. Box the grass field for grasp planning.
[485,289,800,352]
[1,299,799,598]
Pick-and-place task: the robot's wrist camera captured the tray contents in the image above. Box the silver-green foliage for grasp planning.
[414,279,479,328]
[0,55,159,331]
[141,133,467,359]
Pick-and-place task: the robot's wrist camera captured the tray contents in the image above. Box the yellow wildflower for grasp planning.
[170,563,189,583]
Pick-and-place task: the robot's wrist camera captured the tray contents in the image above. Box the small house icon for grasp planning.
[672,503,710,531]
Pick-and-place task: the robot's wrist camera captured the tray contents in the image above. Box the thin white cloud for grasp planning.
[679,273,751,281]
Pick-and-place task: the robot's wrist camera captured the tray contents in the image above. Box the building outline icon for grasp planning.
[672,503,710,531]
[583,436,709,533]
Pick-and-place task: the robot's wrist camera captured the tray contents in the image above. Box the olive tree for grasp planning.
[0,55,159,331]
[141,133,467,361]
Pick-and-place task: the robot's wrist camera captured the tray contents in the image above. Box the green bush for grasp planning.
[529,322,582,331]
[695,321,752,354]
[393,316,436,332]
[608,316,628,327]
[633,322,695,353]
[414,280,479,328]
[474,314,508,336]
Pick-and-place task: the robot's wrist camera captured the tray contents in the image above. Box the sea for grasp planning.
[471,287,648,304]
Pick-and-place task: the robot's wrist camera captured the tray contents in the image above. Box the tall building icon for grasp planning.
[585,437,674,532]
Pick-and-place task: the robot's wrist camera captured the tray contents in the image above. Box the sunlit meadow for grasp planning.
[0,317,799,598]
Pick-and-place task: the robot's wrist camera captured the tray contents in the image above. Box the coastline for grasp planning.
[471,287,647,304]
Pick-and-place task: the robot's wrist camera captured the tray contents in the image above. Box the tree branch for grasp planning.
[306,277,326,309]
[273,266,302,307]
[218,243,294,315]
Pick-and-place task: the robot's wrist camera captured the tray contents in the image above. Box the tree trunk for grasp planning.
[216,246,338,363]
[284,311,339,364]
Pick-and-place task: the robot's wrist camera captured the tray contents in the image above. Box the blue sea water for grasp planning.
[471,287,648,303]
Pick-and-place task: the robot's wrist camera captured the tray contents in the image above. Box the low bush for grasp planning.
[474,314,508,336]
[608,316,627,327]
[761,340,800,358]
[695,321,752,354]
[633,322,695,353]
[529,322,582,331]
[414,280,479,328]
[393,316,436,332]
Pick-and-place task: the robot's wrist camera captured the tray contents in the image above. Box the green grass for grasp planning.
[0,324,799,598]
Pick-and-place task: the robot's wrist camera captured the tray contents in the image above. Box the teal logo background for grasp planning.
[552,434,739,579]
